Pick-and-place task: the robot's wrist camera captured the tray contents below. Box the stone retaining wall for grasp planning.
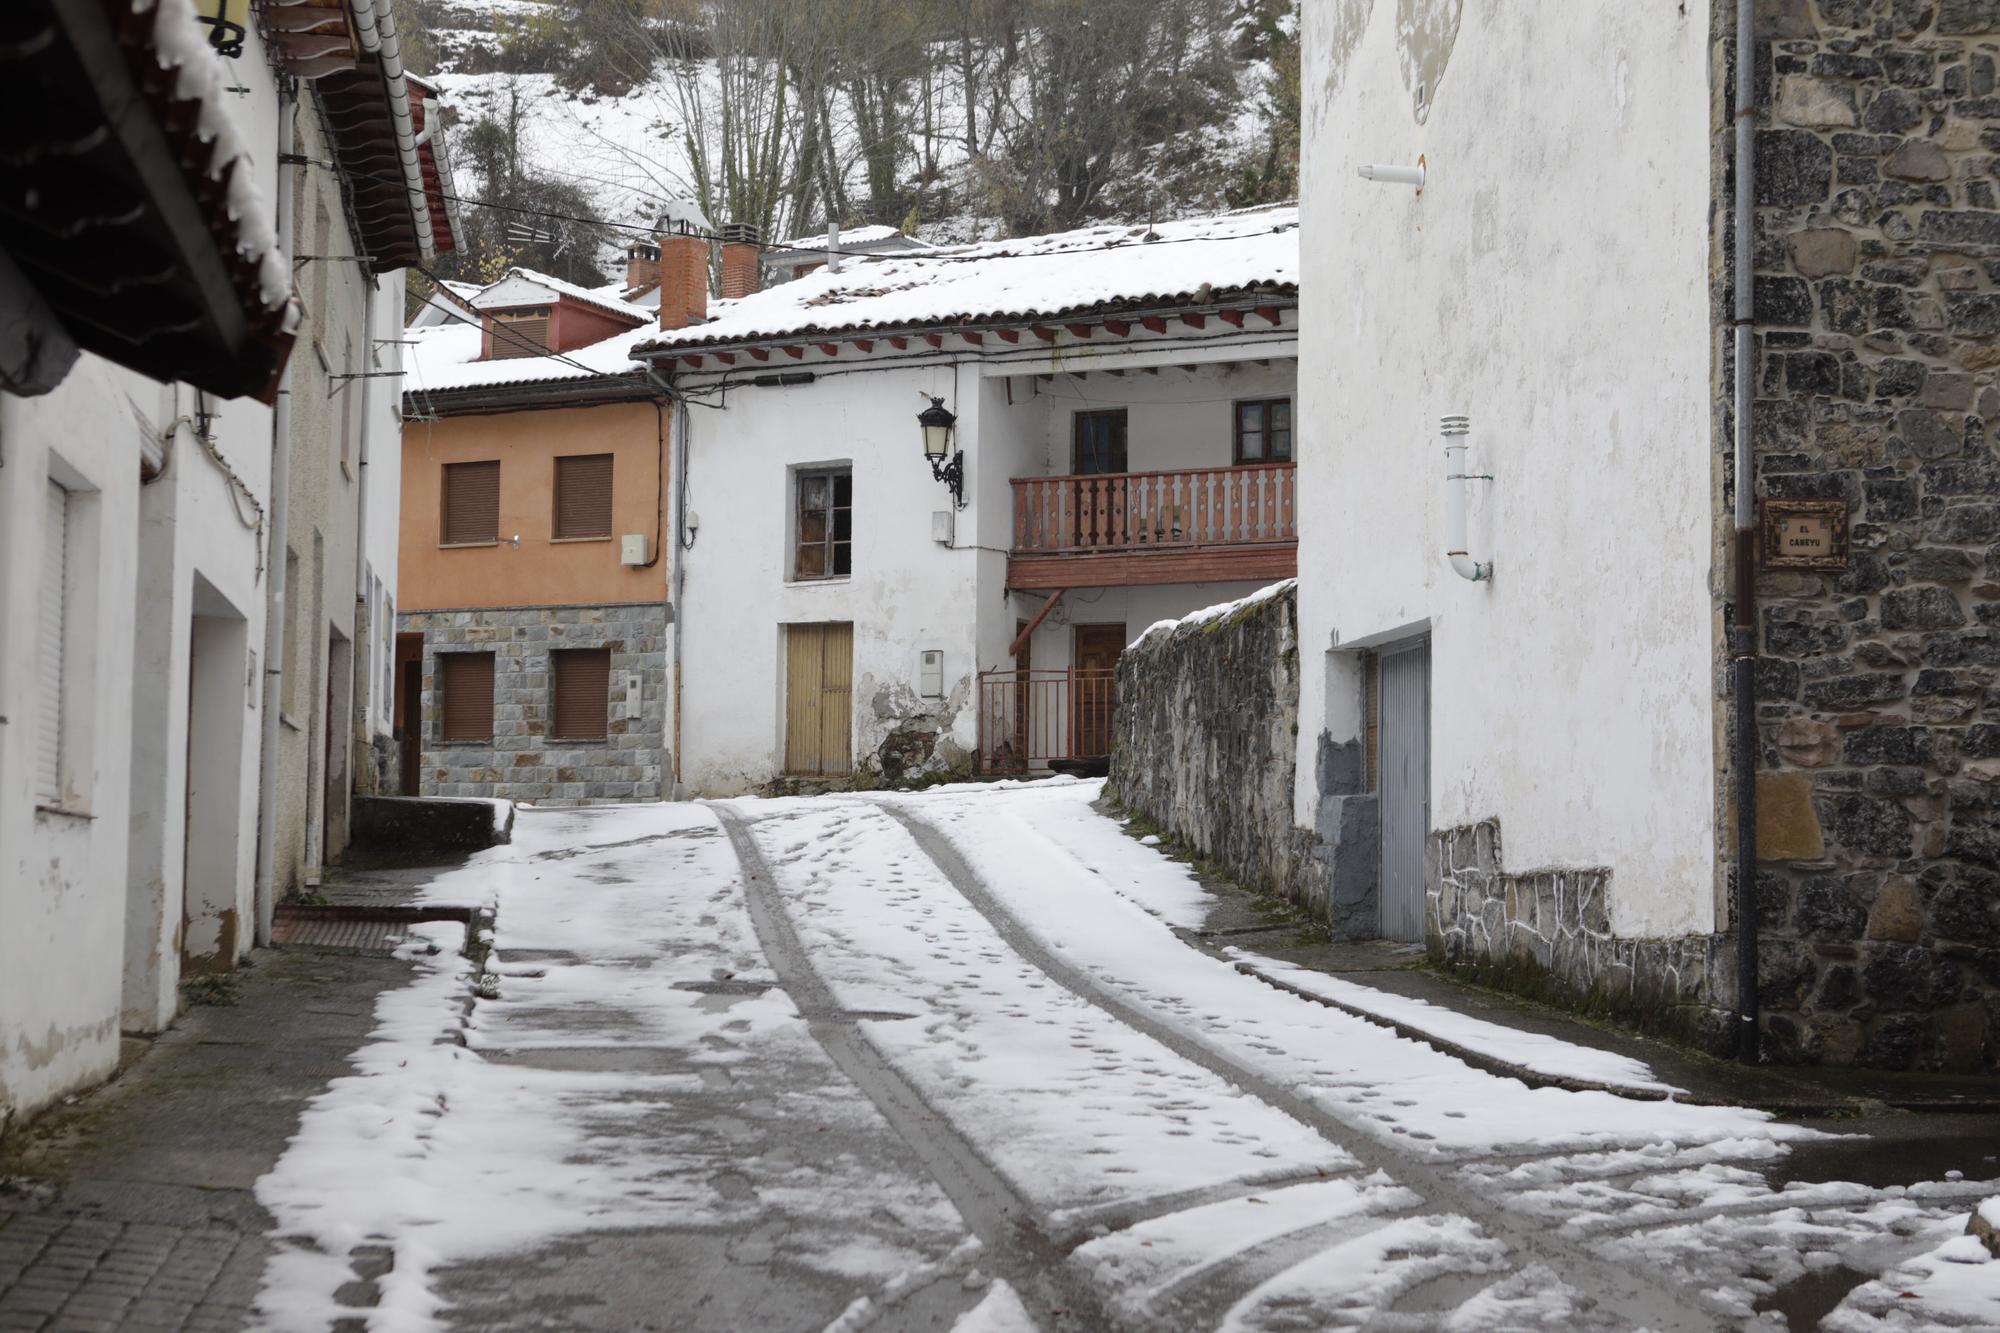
[1109,584,1332,916]
[400,603,668,806]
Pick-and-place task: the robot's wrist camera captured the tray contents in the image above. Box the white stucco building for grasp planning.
[635,209,1301,795]
[1292,2,1719,959]
[0,0,451,1124]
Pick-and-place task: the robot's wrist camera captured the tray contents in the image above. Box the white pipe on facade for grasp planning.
[1441,414,1491,582]
[347,0,435,261]
[253,88,299,947]
[1358,162,1426,188]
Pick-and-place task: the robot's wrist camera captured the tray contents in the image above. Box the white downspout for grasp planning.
[253,88,299,946]
[1441,414,1492,582]
[347,0,435,261]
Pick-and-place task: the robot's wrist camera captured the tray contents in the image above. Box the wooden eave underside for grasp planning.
[643,290,1297,373]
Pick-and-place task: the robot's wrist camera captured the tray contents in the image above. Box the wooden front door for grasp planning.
[784,623,855,776]
[1072,623,1124,758]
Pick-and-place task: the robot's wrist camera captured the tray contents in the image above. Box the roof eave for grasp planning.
[629,284,1299,361]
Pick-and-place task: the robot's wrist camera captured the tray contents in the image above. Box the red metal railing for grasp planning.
[975,667,1117,773]
[1011,463,1297,554]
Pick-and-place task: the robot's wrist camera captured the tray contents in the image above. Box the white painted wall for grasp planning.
[1031,361,1296,475]
[676,361,980,794]
[0,361,142,1120]
[363,271,407,743]
[1293,0,1718,936]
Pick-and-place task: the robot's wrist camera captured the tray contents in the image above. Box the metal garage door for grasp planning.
[1377,640,1431,942]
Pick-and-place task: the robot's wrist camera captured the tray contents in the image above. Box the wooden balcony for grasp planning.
[1008,463,1298,590]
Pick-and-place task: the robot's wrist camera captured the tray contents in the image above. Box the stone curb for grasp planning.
[1220,954,1730,1106]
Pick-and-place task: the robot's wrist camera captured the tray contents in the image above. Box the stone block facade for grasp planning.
[399,603,668,806]
[1735,0,2000,1071]
[1429,822,1737,1055]
[1109,584,1338,918]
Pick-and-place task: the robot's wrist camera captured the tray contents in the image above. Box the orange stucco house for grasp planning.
[395,265,675,804]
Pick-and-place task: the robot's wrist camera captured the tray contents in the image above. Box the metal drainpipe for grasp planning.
[643,365,689,799]
[253,85,299,948]
[1731,0,1761,1064]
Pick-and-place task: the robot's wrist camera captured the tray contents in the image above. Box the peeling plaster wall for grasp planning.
[1294,1,1720,938]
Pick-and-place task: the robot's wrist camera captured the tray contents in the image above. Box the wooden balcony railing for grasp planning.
[1011,463,1297,554]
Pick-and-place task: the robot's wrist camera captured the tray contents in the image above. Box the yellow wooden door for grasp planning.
[784,623,854,776]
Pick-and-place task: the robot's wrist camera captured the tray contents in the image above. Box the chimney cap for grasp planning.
[719,222,761,245]
[655,195,714,237]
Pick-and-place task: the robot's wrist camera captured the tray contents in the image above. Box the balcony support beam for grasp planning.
[1008,589,1066,657]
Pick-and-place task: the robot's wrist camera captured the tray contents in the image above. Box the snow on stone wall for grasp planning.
[1110,582,1331,918]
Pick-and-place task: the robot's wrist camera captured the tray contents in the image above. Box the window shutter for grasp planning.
[551,648,611,739]
[553,454,614,539]
[440,653,495,742]
[442,460,500,545]
[489,309,550,359]
[36,481,67,803]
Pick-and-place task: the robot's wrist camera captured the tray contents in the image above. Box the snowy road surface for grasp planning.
[252,780,2000,1331]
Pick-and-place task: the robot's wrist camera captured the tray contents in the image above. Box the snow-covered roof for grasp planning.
[768,224,930,256]
[472,267,652,323]
[146,0,294,323]
[637,206,1298,355]
[403,317,659,397]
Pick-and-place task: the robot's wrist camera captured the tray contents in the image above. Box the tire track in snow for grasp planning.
[873,799,1721,1333]
[713,802,1108,1333]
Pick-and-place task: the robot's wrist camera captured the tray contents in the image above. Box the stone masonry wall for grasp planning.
[1741,0,2000,1071]
[1429,822,1738,1055]
[1110,583,1335,918]
[402,603,668,806]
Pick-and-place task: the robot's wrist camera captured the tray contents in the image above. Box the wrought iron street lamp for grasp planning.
[919,395,965,509]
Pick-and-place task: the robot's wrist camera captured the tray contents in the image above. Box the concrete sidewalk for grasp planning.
[0,947,424,1333]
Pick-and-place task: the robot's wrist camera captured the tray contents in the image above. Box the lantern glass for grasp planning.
[917,397,956,460]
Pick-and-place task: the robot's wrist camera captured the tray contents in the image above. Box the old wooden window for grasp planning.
[795,468,852,579]
[553,453,614,540]
[1072,409,1129,474]
[439,652,495,742]
[784,623,854,775]
[551,648,611,740]
[441,460,500,546]
[490,306,550,359]
[1234,398,1292,463]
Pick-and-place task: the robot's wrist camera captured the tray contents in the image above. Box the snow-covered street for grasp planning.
[252,781,2000,1332]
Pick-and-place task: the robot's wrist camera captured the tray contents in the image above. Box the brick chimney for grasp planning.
[624,240,660,298]
[719,223,761,300]
[657,222,709,331]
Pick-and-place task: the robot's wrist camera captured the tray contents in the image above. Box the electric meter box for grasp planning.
[918,649,944,698]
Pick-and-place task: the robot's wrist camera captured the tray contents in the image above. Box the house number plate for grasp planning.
[1761,499,1850,571]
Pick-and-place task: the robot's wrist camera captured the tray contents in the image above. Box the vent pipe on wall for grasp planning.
[1440,414,1491,582]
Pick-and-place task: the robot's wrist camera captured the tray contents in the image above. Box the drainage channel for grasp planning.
[712,803,1110,1333]
[869,800,1724,1333]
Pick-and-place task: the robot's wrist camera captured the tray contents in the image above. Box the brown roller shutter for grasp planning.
[490,308,550,359]
[554,454,614,539]
[551,648,611,739]
[440,652,495,742]
[442,460,500,545]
